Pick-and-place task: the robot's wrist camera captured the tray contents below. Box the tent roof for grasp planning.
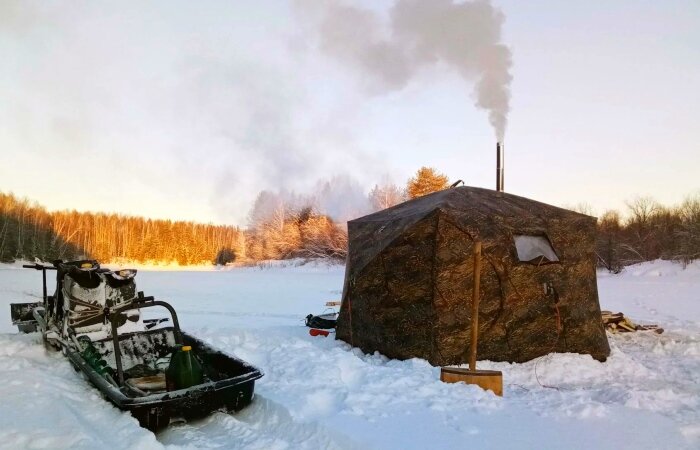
[351,186,591,225]
[346,186,594,277]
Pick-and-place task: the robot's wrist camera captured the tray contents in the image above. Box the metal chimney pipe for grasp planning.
[496,142,504,192]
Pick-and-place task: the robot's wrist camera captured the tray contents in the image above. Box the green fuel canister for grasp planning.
[165,345,203,391]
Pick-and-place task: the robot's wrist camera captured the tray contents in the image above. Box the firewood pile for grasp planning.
[602,311,663,334]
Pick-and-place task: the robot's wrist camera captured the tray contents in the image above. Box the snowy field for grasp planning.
[0,260,698,450]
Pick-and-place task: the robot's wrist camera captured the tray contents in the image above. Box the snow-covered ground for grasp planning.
[0,260,698,449]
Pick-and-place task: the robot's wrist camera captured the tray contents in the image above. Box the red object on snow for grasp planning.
[309,328,330,337]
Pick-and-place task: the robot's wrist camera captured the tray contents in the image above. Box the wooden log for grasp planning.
[618,320,636,332]
[601,312,625,324]
[636,324,664,334]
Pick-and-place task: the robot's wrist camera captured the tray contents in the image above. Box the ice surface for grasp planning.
[0,259,698,449]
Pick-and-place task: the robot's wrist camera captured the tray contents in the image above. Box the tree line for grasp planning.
[0,192,245,265]
[2,166,698,269]
[595,195,700,272]
[0,168,447,265]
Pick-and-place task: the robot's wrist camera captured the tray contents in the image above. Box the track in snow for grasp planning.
[158,395,359,450]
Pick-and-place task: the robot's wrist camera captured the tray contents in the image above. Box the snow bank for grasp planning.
[609,259,700,279]
[0,333,160,450]
[598,260,700,328]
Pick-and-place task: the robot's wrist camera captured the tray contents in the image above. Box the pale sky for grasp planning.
[1,0,698,225]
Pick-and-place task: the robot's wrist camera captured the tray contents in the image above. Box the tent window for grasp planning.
[514,235,559,264]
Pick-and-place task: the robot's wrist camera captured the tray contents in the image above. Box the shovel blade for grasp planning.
[440,367,503,396]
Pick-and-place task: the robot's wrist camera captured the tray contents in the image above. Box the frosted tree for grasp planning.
[368,183,406,211]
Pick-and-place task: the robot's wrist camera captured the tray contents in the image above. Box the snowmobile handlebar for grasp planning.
[22,263,56,270]
[22,263,56,302]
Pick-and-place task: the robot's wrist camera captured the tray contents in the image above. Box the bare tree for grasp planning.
[368,182,406,212]
[623,196,661,262]
[565,202,595,217]
[675,193,700,266]
[596,210,622,273]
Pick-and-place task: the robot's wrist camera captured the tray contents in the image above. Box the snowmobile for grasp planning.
[10,260,263,431]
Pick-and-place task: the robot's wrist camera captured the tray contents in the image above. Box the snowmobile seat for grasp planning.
[65,266,103,289]
[104,270,138,307]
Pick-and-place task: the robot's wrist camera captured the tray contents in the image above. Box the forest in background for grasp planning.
[0,192,245,265]
[593,195,700,272]
[0,168,441,265]
[1,168,699,269]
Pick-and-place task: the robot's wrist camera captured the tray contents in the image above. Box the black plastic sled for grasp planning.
[10,260,263,431]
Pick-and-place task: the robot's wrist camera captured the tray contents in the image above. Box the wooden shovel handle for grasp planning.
[469,241,482,372]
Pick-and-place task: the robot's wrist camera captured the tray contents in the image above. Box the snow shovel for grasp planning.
[440,241,503,396]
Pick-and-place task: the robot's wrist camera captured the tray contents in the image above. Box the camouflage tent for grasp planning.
[336,186,610,364]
